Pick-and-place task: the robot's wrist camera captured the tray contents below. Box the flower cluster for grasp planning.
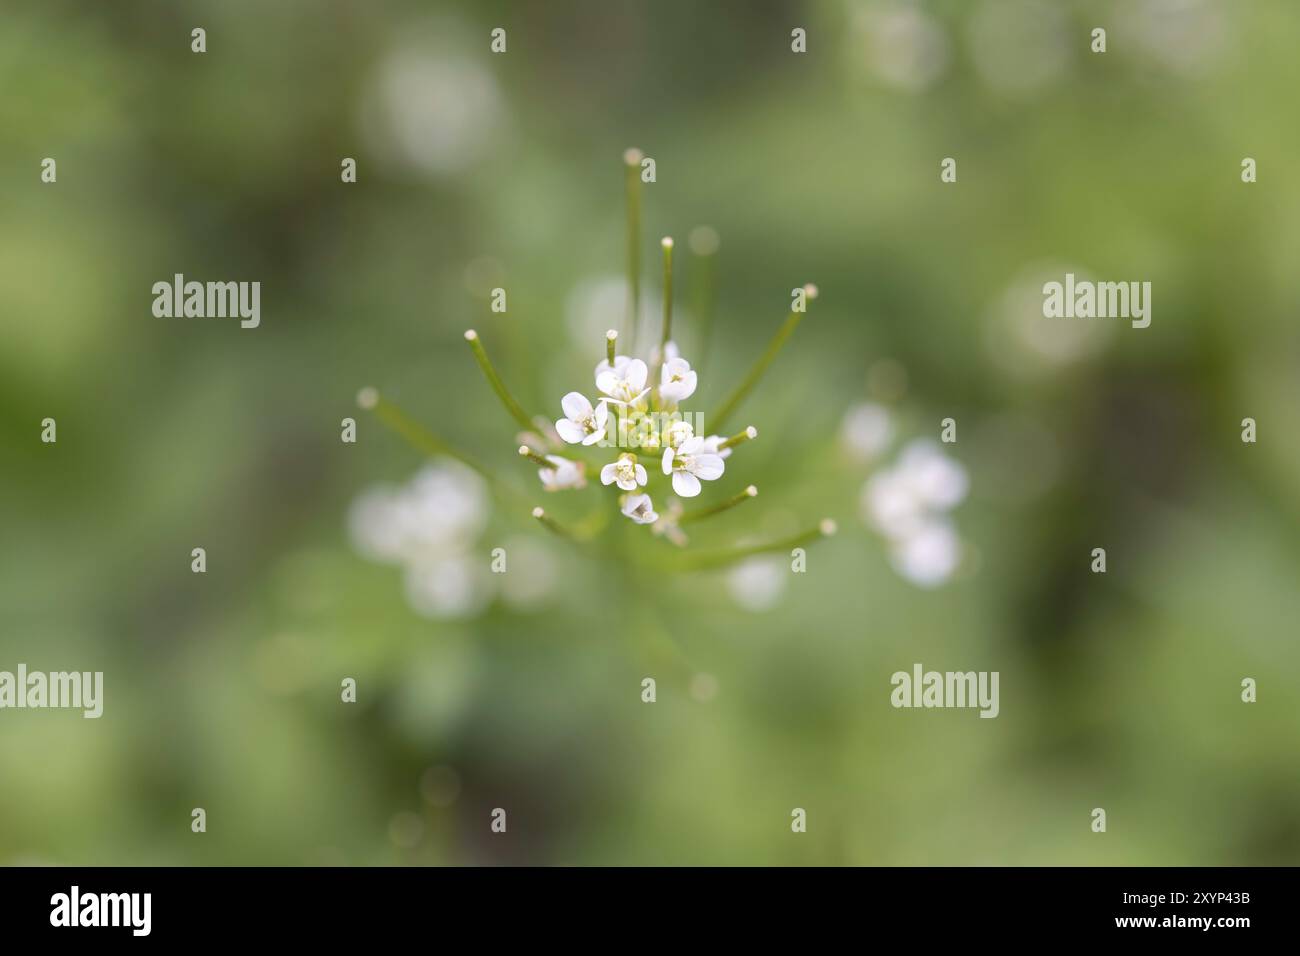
[544,339,737,530]
[358,149,833,566]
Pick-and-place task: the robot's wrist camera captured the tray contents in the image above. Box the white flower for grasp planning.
[539,456,586,491]
[661,436,725,498]
[663,419,695,450]
[349,462,488,564]
[594,356,651,405]
[600,452,648,491]
[621,492,658,524]
[726,556,787,612]
[659,356,697,403]
[862,439,967,538]
[555,391,609,445]
[860,439,968,588]
[840,402,893,462]
[700,434,732,460]
[888,518,961,588]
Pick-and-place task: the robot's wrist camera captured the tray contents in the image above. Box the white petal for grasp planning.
[676,370,697,399]
[692,454,725,481]
[556,419,585,444]
[581,428,605,446]
[634,464,648,485]
[661,448,675,474]
[594,401,609,427]
[672,471,702,497]
[600,463,618,485]
[561,391,592,420]
[625,359,648,391]
[595,370,621,396]
[678,436,705,455]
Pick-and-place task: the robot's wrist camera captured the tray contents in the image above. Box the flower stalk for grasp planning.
[624,148,643,344]
[679,485,757,524]
[709,284,817,432]
[464,329,534,432]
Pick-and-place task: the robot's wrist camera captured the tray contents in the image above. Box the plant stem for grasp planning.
[676,518,836,571]
[532,506,575,539]
[717,426,757,451]
[708,284,816,432]
[660,236,674,355]
[359,388,530,508]
[464,329,534,431]
[624,148,643,345]
[679,485,757,524]
[689,226,719,370]
[606,329,618,366]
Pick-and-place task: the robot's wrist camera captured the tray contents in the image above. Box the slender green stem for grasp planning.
[464,329,533,431]
[679,485,757,524]
[624,148,643,345]
[717,426,757,451]
[660,236,674,354]
[708,284,816,432]
[676,518,836,571]
[606,329,618,366]
[532,507,575,539]
[689,226,719,370]
[359,387,532,509]
[361,389,489,476]
[518,445,553,468]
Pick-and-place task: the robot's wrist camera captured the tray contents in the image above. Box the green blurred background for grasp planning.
[2,0,1299,865]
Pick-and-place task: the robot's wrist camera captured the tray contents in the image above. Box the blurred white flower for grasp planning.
[727,556,788,612]
[539,455,586,491]
[403,553,490,618]
[840,402,893,462]
[348,462,487,565]
[348,461,506,619]
[888,519,961,589]
[621,493,659,525]
[361,34,505,177]
[700,434,733,460]
[852,0,951,93]
[861,439,968,587]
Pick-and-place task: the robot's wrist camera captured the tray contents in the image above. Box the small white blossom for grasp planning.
[600,452,648,491]
[621,492,658,524]
[861,438,968,587]
[595,356,651,405]
[661,436,725,498]
[663,419,695,450]
[700,434,733,460]
[840,402,893,462]
[539,455,586,491]
[888,518,961,589]
[659,356,697,403]
[555,391,609,445]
